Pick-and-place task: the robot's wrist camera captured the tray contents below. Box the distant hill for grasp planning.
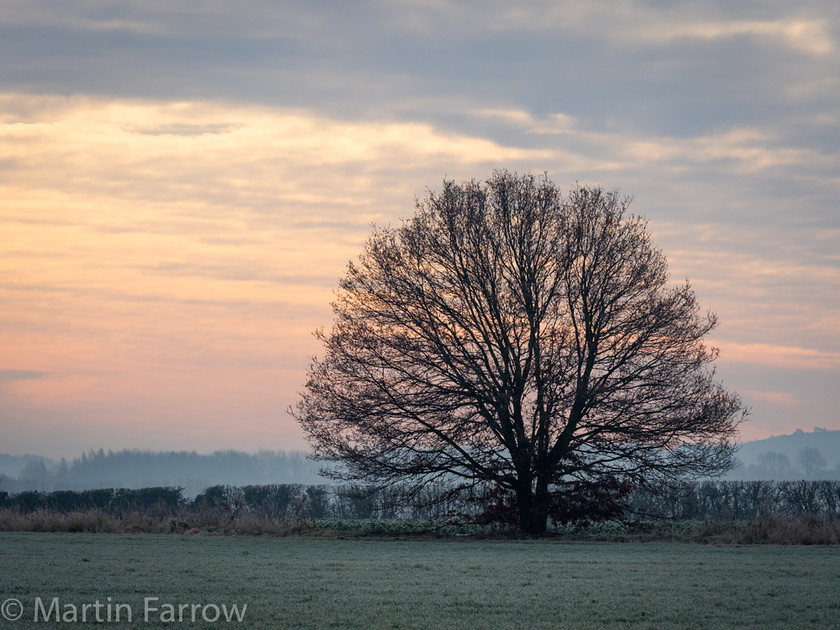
[728,428,840,481]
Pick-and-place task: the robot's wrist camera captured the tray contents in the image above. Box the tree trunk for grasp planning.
[516,476,549,534]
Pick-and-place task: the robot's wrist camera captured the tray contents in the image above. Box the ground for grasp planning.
[1,533,839,628]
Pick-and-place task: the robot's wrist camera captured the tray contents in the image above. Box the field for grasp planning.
[1,533,839,628]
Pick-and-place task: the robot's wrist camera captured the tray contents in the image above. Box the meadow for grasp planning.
[1,532,839,628]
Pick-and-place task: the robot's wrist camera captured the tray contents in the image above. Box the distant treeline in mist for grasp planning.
[728,428,840,481]
[0,449,327,497]
[1,429,837,499]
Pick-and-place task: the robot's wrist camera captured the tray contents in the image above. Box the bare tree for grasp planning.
[757,451,793,478]
[292,171,747,533]
[797,447,827,480]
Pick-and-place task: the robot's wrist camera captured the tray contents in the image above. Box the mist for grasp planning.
[0,449,327,498]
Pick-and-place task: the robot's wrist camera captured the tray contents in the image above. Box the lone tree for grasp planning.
[293,171,746,533]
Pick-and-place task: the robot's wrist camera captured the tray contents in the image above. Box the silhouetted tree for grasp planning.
[293,171,746,533]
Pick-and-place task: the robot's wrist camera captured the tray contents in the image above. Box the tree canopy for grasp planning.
[293,171,747,533]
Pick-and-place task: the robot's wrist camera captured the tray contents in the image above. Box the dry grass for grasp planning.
[715,516,840,545]
[0,509,121,533]
[0,508,321,536]
[0,508,207,534]
[2,508,839,543]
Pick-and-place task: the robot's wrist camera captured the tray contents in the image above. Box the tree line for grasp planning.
[630,480,840,521]
[730,447,840,481]
[3,480,840,523]
[0,449,324,497]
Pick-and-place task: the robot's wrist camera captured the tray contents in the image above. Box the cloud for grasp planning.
[719,343,840,371]
[0,0,334,39]
[461,103,840,182]
[376,1,835,55]
[742,390,799,407]
[0,93,550,211]
[0,370,49,384]
[619,128,829,171]
[627,18,834,56]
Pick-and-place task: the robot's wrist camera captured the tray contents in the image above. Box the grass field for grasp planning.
[1,533,839,628]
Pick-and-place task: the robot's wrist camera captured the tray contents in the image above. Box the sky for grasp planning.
[1,0,838,459]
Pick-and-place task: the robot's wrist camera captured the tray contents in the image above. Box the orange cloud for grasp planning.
[718,342,840,371]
